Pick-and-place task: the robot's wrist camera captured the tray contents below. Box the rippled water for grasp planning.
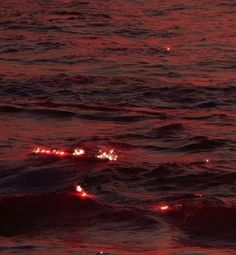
[0,0,236,254]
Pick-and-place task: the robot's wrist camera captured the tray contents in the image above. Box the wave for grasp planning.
[148,123,185,138]
[179,138,227,152]
[162,204,236,247]
[0,192,158,237]
[0,105,77,118]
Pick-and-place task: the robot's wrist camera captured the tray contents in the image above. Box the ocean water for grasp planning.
[0,0,236,254]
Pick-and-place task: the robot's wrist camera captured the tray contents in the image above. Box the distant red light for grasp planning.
[75,185,93,199]
[76,185,83,192]
[154,204,171,212]
[72,148,85,157]
[81,192,88,197]
[160,205,169,211]
[32,146,118,162]
[96,149,118,161]
[195,193,203,197]
[33,147,69,157]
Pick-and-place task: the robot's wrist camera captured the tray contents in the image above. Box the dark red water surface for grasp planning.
[0,0,236,254]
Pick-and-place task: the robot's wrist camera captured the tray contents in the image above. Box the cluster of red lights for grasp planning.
[33,147,209,213]
[32,147,118,201]
[96,149,118,161]
[33,147,118,161]
[33,147,70,156]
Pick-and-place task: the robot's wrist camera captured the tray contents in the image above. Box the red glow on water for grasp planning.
[154,204,171,213]
[154,203,184,213]
[75,185,93,199]
[159,205,170,211]
[160,205,169,211]
[32,147,119,162]
[72,148,85,157]
[195,193,203,197]
[96,149,118,161]
[33,147,69,157]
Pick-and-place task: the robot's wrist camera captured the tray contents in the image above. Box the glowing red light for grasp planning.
[72,148,85,157]
[195,193,203,197]
[154,204,171,212]
[160,205,169,211]
[96,149,118,161]
[33,146,117,162]
[81,192,88,197]
[76,185,83,192]
[34,148,40,153]
[75,185,93,199]
[33,147,69,157]
[166,47,171,52]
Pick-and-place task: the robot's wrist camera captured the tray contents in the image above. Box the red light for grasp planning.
[96,149,118,161]
[81,192,88,197]
[75,185,93,199]
[160,205,169,211]
[195,193,203,197]
[76,185,83,192]
[72,148,85,157]
[33,146,118,162]
[33,147,69,157]
[154,204,171,212]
